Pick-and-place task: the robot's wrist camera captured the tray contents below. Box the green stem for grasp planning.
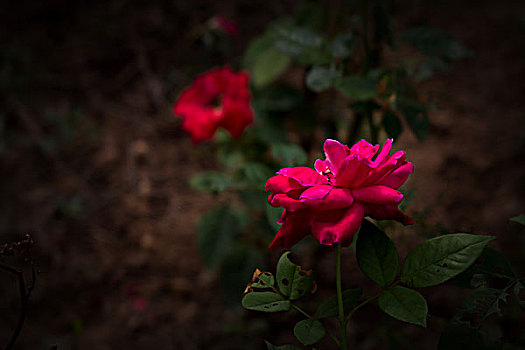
[348,112,364,145]
[476,268,516,281]
[336,243,349,350]
[346,280,401,322]
[366,110,379,145]
[290,303,311,319]
[503,280,518,293]
[346,294,379,322]
[290,303,341,347]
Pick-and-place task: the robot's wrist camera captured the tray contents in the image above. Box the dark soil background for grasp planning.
[1,0,524,349]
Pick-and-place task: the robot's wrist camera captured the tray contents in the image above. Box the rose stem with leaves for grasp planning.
[288,303,341,347]
[336,243,349,350]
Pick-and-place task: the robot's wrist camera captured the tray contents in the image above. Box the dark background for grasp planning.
[1,0,524,349]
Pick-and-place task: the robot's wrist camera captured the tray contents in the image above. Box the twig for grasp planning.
[0,263,36,350]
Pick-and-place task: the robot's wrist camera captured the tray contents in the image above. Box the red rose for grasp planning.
[265,139,414,249]
[173,67,253,143]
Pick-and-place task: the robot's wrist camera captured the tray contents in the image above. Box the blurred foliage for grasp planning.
[188,0,472,312]
[241,0,470,146]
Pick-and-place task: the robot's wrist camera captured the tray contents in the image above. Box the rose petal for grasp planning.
[314,159,329,174]
[225,71,250,99]
[352,185,403,204]
[299,185,332,199]
[311,202,364,246]
[349,139,373,154]
[334,155,371,188]
[276,209,287,224]
[300,186,354,211]
[364,204,414,225]
[174,90,206,115]
[269,210,312,250]
[265,175,303,194]
[370,138,393,167]
[270,194,307,212]
[221,97,253,138]
[277,167,328,186]
[362,150,406,186]
[323,139,349,174]
[379,162,414,189]
[267,138,413,250]
[287,188,306,200]
[180,108,221,143]
[350,139,380,160]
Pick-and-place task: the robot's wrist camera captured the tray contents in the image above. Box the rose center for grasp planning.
[210,95,223,108]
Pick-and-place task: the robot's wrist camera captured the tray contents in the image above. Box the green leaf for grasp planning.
[380,68,409,96]
[401,26,473,61]
[450,247,515,289]
[275,27,322,53]
[198,206,240,268]
[273,25,331,65]
[276,252,315,300]
[293,319,326,346]
[378,285,428,327]
[244,34,276,69]
[316,289,362,318]
[336,76,377,101]
[242,292,291,312]
[451,288,509,328]
[395,96,429,141]
[382,111,403,140]
[305,65,342,93]
[250,270,275,289]
[265,341,302,350]
[510,214,525,225]
[401,233,495,288]
[271,143,308,167]
[356,219,399,287]
[513,278,525,311]
[330,32,354,59]
[190,171,233,193]
[217,148,244,168]
[252,47,292,88]
[240,163,274,185]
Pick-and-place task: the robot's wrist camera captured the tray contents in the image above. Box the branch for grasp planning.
[0,262,35,350]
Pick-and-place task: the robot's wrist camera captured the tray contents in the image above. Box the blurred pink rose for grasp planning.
[265,139,414,249]
[210,15,239,36]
